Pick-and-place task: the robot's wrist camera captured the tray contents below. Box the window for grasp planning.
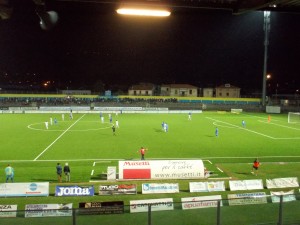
[189,90,192,94]
[146,91,149,95]
[226,92,229,97]
[219,92,222,96]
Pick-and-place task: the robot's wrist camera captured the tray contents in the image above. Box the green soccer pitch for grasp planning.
[1,111,300,181]
[1,111,300,225]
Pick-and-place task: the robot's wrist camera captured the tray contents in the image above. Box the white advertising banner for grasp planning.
[266,177,299,189]
[107,167,117,180]
[189,182,208,192]
[119,160,204,180]
[142,183,179,194]
[229,179,263,191]
[228,192,267,206]
[271,190,296,203]
[0,205,17,218]
[25,204,73,217]
[0,182,49,197]
[207,181,226,192]
[181,195,222,210]
[130,198,174,213]
[189,181,225,192]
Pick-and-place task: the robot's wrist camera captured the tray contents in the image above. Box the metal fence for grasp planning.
[1,195,300,225]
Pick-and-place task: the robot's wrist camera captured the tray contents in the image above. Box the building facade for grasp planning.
[160,84,198,97]
[128,84,155,96]
[215,84,240,98]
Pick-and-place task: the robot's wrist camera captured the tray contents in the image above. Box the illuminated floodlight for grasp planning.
[116,8,171,17]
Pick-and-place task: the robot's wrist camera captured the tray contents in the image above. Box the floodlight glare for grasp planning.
[116,8,171,17]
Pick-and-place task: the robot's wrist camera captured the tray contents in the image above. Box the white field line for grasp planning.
[34,114,86,161]
[94,161,112,164]
[206,117,275,139]
[91,170,94,176]
[93,162,96,166]
[3,156,300,164]
[216,167,224,173]
[205,160,212,164]
[258,120,300,131]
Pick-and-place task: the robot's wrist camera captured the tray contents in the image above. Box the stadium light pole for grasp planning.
[262,11,271,107]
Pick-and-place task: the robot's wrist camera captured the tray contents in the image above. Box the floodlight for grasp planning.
[116,8,171,17]
[36,8,58,30]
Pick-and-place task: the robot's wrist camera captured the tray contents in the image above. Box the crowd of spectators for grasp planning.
[0,96,179,107]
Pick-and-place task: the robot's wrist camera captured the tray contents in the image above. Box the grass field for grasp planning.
[1,111,300,224]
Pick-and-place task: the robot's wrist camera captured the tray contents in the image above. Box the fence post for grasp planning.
[277,195,283,225]
[148,204,152,225]
[72,208,76,225]
[216,200,221,225]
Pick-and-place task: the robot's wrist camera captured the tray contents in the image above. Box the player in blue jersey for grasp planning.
[215,127,219,137]
[242,120,246,128]
[5,164,14,183]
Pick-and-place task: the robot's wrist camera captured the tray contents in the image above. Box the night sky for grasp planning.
[0,1,299,95]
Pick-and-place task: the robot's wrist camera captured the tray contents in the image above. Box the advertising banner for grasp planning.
[181,195,222,210]
[271,190,296,203]
[25,204,72,217]
[0,205,17,218]
[189,181,225,192]
[99,184,137,195]
[79,201,124,215]
[229,179,263,191]
[130,198,174,213]
[0,182,49,197]
[107,167,117,180]
[142,183,179,194]
[266,177,299,189]
[55,185,94,196]
[228,192,267,206]
[119,160,204,180]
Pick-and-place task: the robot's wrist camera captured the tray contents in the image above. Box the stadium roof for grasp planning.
[1,0,300,20]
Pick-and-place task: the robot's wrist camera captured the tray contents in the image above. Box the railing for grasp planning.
[1,195,300,225]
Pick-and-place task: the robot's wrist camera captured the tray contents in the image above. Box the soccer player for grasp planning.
[5,164,14,183]
[101,116,104,123]
[138,147,147,160]
[164,122,167,132]
[54,118,58,125]
[64,163,71,182]
[45,121,49,130]
[112,125,116,135]
[188,112,192,120]
[215,127,219,137]
[115,120,119,128]
[109,116,113,123]
[251,158,260,176]
[56,163,62,183]
[62,114,65,121]
[268,115,271,123]
[70,109,73,119]
[242,120,246,128]
[161,121,165,131]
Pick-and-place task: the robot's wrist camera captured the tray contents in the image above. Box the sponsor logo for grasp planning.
[29,183,38,191]
[0,205,12,210]
[100,185,118,191]
[56,186,93,196]
[123,161,150,166]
